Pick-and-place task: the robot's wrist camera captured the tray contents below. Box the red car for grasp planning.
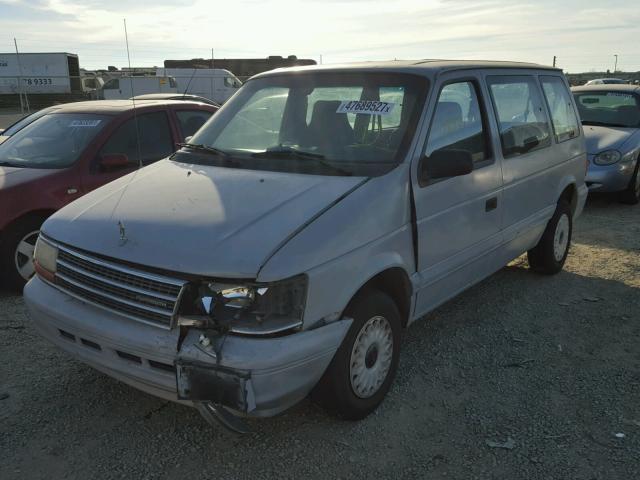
[0,99,218,289]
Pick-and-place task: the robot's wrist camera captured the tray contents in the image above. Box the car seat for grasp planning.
[304,100,354,154]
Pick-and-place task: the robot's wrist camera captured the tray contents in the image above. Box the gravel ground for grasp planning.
[1,194,639,479]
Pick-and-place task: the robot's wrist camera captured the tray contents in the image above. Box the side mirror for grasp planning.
[99,153,131,172]
[420,149,474,182]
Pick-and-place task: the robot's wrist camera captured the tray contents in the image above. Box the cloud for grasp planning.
[0,0,76,21]
[1,0,639,72]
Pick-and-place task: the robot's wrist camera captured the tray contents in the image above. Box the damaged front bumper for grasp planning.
[24,276,351,423]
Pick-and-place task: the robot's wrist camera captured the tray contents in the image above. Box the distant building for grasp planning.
[163,55,316,78]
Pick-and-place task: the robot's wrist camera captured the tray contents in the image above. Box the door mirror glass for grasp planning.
[99,153,131,171]
[421,149,474,181]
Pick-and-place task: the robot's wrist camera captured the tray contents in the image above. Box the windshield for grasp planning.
[175,72,428,176]
[574,91,640,128]
[3,109,51,137]
[0,113,109,168]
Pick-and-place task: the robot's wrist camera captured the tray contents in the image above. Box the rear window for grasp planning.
[573,91,640,128]
[488,76,552,158]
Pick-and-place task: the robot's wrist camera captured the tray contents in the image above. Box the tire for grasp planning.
[312,288,402,420]
[0,216,45,292]
[527,200,572,275]
[619,159,640,205]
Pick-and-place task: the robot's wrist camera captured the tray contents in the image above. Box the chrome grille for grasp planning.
[53,244,187,329]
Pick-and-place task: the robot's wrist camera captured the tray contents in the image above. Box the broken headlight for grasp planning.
[179,275,307,336]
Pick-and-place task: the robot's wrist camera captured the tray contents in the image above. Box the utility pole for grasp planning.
[553,56,557,67]
[211,48,214,69]
[614,54,618,73]
[319,54,323,65]
[13,38,29,114]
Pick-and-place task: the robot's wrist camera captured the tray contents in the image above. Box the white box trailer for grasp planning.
[0,52,81,94]
[157,68,242,104]
[101,76,179,99]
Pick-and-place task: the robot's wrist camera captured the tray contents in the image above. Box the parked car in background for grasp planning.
[585,78,628,86]
[572,84,640,203]
[131,93,220,107]
[0,99,218,289]
[24,60,587,431]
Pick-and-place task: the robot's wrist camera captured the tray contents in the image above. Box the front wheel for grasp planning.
[527,200,572,275]
[312,289,402,420]
[0,217,44,291]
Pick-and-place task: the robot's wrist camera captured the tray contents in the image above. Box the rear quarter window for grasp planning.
[176,110,214,139]
[487,75,552,158]
[540,76,580,143]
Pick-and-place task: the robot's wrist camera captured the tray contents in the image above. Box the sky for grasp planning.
[0,0,639,73]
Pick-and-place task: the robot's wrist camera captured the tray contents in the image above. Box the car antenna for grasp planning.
[107,18,143,231]
[182,67,198,99]
[124,18,143,169]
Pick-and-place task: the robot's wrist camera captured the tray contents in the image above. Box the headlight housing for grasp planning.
[179,275,308,336]
[593,150,621,165]
[33,235,58,279]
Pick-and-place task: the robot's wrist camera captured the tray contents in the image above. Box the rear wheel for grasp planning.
[0,216,44,291]
[312,289,402,420]
[527,200,572,275]
[619,159,640,205]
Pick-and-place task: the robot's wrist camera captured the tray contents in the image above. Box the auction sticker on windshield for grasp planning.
[69,119,102,127]
[337,100,396,115]
[606,92,634,99]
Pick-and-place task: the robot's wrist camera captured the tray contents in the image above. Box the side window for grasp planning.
[540,76,580,142]
[176,110,213,139]
[488,76,552,158]
[103,78,119,90]
[425,81,489,164]
[99,112,174,166]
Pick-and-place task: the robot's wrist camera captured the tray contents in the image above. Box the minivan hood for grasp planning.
[583,125,637,154]
[43,160,365,278]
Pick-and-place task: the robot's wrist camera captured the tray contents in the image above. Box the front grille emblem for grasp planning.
[118,221,127,245]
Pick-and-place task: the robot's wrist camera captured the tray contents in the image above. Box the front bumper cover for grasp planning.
[586,157,636,192]
[24,276,352,418]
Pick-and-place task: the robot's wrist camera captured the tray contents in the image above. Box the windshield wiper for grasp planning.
[251,146,353,176]
[177,143,230,158]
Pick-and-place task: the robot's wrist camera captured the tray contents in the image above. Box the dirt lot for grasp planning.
[1,195,638,480]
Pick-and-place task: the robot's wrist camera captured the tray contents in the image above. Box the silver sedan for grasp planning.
[572,84,640,204]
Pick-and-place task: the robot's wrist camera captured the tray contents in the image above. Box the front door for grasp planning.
[412,74,504,318]
[82,111,176,194]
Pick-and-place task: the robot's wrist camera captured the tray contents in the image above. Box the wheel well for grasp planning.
[1,210,54,238]
[559,184,577,216]
[349,268,412,327]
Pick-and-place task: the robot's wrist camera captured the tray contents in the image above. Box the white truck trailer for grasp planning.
[101,76,179,99]
[157,68,242,103]
[0,52,81,94]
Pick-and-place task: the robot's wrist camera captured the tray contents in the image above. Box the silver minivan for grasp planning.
[24,61,588,431]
